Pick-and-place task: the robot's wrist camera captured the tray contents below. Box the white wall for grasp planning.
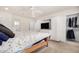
[0,11,32,33]
[56,15,66,41]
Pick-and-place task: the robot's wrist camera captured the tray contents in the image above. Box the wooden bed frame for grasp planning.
[23,37,49,53]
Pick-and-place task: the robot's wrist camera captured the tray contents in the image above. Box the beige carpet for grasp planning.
[35,40,79,53]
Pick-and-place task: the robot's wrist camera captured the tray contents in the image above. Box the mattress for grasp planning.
[30,32,50,44]
[0,32,50,53]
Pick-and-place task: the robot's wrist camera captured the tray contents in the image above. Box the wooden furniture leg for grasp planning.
[23,38,48,53]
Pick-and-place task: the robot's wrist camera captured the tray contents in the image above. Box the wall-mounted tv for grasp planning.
[41,22,50,29]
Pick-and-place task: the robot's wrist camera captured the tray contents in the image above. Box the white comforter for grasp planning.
[0,32,50,53]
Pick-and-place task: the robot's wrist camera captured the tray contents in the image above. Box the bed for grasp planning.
[0,32,50,53]
[23,32,50,53]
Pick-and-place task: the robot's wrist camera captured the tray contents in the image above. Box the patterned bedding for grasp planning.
[0,32,50,53]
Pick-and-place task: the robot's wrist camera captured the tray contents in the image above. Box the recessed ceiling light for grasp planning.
[4,7,9,10]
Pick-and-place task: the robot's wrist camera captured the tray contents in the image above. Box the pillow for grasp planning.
[0,40,2,46]
[0,32,9,41]
[0,24,15,38]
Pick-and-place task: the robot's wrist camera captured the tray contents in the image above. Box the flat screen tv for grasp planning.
[41,22,50,29]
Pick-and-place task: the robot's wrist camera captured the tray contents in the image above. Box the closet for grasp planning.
[66,13,79,41]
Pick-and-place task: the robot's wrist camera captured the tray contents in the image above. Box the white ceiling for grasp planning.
[0,6,78,19]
